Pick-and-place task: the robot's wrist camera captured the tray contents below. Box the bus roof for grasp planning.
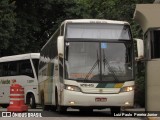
[0,53,40,62]
[61,19,129,25]
[41,19,130,51]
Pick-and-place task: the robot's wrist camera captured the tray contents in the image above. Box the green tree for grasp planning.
[37,0,87,44]
[8,0,85,54]
[9,0,41,54]
[78,0,153,38]
[0,0,15,56]
[0,0,154,56]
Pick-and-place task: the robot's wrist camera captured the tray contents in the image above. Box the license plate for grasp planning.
[95,97,107,102]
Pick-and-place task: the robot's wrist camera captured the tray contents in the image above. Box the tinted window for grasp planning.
[151,30,160,58]
[8,61,18,76]
[0,62,18,76]
[65,42,133,82]
[0,64,2,76]
[0,59,34,78]
[19,60,34,78]
[2,63,8,76]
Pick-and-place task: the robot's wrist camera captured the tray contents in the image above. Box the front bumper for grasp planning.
[61,89,134,107]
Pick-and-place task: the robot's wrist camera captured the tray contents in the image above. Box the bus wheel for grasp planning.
[110,107,121,116]
[41,94,48,111]
[55,92,67,113]
[1,104,9,108]
[27,93,36,109]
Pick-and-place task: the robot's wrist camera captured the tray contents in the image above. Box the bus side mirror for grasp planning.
[134,38,144,61]
[57,36,64,58]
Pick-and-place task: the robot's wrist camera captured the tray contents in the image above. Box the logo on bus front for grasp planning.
[80,84,94,87]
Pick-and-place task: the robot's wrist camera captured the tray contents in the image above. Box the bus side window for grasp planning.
[0,63,2,76]
[8,61,18,76]
[19,60,34,78]
[59,57,63,80]
[3,63,8,76]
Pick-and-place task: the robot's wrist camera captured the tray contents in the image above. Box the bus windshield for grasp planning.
[65,23,133,82]
[65,41,133,82]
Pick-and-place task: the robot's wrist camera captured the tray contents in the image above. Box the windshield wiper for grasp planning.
[103,50,119,82]
[85,50,100,80]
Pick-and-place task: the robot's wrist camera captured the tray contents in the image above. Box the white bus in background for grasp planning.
[38,19,135,114]
[0,53,40,108]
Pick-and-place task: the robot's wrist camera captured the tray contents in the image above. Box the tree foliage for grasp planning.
[0,0,154,55]
[0,0,15,56]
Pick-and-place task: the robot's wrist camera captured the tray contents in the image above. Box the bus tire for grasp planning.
[55,91,67,113]
[110,107,121,115]
[26,93,36,109]
[1,104,9,108]
[41,93,48,111]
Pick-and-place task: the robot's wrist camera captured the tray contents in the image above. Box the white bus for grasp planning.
[0,53,40,108]
[38,19,135,114]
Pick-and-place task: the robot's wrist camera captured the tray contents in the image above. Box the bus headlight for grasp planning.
[120,86,134,92]
[64,85,81,92]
